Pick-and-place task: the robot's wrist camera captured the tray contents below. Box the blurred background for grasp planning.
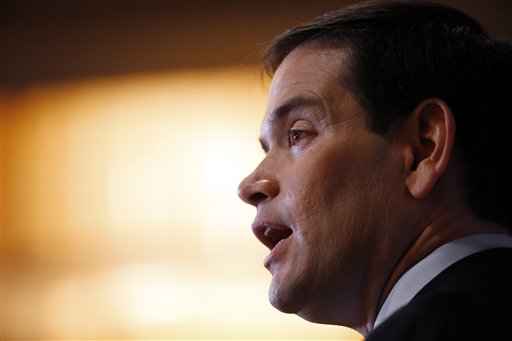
[1,1,511,340]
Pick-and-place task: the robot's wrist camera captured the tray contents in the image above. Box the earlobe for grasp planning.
[406,159,439,199]
[404,99,456,199]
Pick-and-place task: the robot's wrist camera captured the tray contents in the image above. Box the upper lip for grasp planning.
[251,220,293,250]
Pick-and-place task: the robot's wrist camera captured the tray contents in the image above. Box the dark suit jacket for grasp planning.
[366,248,512,340]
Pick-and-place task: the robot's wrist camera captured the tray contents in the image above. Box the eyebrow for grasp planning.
[266,95,323,125]
[259,95,324,153]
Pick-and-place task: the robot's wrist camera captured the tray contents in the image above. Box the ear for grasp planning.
[403,98,456,199]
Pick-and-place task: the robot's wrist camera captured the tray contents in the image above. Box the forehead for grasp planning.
[263,44,356,125]
[269,45,348,98]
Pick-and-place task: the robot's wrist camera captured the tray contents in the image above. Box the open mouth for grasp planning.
[252,222,293,250]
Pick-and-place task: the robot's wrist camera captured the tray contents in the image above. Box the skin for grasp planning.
[237,44,508,336]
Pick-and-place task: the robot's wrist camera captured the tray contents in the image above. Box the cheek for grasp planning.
[281,149,354,234]
[293,154,357,210]
[286,143,390,248]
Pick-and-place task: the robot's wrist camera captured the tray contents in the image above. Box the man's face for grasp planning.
[238,45,408,327]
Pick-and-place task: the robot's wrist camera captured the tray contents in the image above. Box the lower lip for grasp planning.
[264,238,288,269]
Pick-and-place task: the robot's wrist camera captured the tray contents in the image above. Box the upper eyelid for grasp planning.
[290,118,316,130]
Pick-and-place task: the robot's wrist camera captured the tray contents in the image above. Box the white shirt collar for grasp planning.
[373,233,512,328]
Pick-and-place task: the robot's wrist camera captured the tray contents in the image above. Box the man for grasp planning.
[237,0,512,339]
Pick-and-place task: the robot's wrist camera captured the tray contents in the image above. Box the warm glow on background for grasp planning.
[1,67,363,340]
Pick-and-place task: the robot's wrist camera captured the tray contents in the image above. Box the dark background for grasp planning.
[1,0,511,86]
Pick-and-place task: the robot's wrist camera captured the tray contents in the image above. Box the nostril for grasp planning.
[250,192,268,203]
[238,170,279,206]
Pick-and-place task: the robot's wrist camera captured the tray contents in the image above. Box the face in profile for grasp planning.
[238,45,408,326]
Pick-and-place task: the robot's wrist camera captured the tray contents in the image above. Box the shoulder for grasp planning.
[367,248,512,341]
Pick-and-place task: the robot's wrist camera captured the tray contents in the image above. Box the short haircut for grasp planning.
[263,0,512,229]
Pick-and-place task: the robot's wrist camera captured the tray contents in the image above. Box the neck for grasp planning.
[374,210,508,328]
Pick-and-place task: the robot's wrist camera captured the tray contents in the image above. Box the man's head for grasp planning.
[240,43,415,330]
[238,0,512,333]
[263,0,512,227]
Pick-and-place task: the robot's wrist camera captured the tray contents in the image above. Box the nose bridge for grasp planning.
[238,155,280,206]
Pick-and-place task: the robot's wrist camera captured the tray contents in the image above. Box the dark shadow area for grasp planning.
[1,0,511,86]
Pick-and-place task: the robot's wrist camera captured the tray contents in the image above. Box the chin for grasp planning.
[268,284,302,315]
[268,293,295,314]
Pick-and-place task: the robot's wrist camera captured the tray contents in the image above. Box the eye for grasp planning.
[287,119,316,148]
[289,129,311,146]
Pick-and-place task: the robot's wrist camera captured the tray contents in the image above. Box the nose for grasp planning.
[237,167,279,207]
